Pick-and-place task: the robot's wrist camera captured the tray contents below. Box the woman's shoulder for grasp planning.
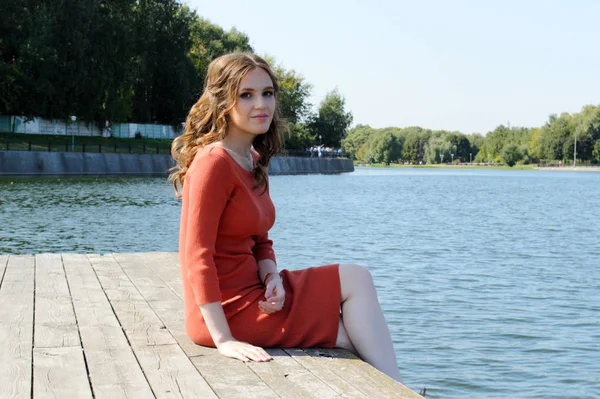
[189,145,231,170]
[187,145,236,182]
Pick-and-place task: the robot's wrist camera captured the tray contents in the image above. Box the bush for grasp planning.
[501,143,522,167]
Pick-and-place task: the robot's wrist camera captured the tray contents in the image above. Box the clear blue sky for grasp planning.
[185,0,600,134]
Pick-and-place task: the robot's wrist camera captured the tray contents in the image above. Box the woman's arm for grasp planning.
[257,258,278,283]
[183,153,270,361]
[199,301,272,362]
[257,258,285,314]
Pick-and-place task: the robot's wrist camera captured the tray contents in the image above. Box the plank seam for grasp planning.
[0,254,8,290]
[111,253,220,398]
[87,254,158,399]
[30,256,36,399]
[61,254,96,399]
[244,364,285,399]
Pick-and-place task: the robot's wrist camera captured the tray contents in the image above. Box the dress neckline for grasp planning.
[208,144,256,175]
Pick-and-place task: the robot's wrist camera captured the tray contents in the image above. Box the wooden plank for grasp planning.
[190,354,279,399]
[146,299,215,358]
[34,254,79,348]
[133,252,184,299]
[134,343,218,399]
[0,255,35,399]
[33,346,92,399]
[87,254,174,347]
[247,348,340,399]
[303,348,423,399]
[62,253,154,398]
[110,253,178,303]
[88,254,217,399]
[283,348,367,398]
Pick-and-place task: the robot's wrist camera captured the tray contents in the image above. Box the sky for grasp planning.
[185,0,600,134]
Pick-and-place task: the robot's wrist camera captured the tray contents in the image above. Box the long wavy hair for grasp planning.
[169,53,284,197]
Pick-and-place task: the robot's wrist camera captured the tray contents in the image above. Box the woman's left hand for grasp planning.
[259,274,286,314]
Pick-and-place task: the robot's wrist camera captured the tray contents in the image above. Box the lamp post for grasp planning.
[470,153,472,164]
[440,153,444,164]
[70,115,76,151]
[319,135,322,146]
[451,153,454,163]
[574,132,577,167]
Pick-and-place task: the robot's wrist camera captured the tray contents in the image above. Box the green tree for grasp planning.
[188,16,252,90]
[539,113,572,161]
[132,0,198,124]
[528,127,543,161]
[467,133,484,161]
[446,132,471,162]
[568,105,600,162]
[473,143,490,163]
[366,131,403,164]
[0,0,37,114]
[341,124,375,159]
[501,143,522,167]
[283,123,313,150]
[401,127,431,163]
[593,140,600,163]
[271,62,312,125]
[424,136,452,164]
[309,88,353,148]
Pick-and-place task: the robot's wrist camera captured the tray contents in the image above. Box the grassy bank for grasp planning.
[355,162,537,171]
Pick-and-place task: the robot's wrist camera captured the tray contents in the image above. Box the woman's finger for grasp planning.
[268,294,285,303]
[244,346,271,361]
[259,300,284,312]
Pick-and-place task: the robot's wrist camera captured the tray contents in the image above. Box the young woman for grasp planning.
[170,53,401,381]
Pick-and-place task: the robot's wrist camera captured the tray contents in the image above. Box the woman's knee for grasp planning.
[339,264,375,300]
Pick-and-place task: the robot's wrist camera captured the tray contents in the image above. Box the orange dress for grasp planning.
[179,145,341,348]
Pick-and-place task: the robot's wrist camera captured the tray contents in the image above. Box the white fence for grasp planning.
[0,116,179,140]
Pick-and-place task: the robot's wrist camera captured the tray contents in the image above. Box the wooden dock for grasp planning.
[0,252,423,398]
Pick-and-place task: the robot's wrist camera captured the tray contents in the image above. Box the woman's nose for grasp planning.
[254,96,267,110]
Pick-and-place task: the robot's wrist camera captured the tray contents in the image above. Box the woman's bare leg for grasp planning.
[335,263,402,381]
[335,317,358,355]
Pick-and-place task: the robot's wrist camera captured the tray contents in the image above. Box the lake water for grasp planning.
[1,167,599,398]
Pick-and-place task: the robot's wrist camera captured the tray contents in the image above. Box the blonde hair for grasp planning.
[169,53,284,197]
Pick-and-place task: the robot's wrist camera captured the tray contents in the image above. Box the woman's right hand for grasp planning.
[217,339,272,362]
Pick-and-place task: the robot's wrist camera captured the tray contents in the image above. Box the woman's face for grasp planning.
[228,67,276,136]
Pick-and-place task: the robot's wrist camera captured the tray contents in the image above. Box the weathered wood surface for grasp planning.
[0,252,424,399]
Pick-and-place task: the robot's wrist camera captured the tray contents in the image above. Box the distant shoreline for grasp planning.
[355,163,600,172]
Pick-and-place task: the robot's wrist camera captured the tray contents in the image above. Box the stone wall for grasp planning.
[0,151,354,177]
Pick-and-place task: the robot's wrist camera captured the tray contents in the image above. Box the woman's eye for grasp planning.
[240,92,251,99]
[264,91,274,97]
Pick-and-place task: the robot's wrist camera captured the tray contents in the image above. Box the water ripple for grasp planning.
[2,169,600,398]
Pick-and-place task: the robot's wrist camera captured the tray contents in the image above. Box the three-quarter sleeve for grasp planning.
[184,153,233,306]
[252,232,277,263]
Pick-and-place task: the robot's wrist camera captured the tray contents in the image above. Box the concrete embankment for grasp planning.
[537,166,600,172]
[0,151,353,176]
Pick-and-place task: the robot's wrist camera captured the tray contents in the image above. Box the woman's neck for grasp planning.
[221,131,254,156]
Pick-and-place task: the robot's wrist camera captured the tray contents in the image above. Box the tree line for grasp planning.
[342,104,600,166]
[4,1,597,162]
[0,0,353,149]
